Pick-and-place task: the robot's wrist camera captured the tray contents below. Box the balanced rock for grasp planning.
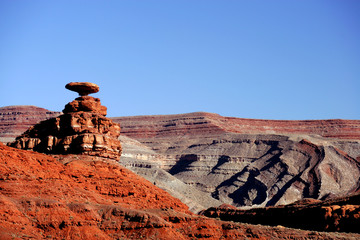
[65,82,100,96]
[9,82,122,160]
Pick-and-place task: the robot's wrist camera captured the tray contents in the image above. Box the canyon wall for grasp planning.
[114,112,360,209]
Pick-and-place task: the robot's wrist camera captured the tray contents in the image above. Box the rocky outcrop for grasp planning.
[8,82,122,160]
[9,111,121,159]
[63,96,107,116]
[1,143,359,239]
[0,105,60,143]
[200,193,360,233]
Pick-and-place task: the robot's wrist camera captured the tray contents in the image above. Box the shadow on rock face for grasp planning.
[169,154,198,175]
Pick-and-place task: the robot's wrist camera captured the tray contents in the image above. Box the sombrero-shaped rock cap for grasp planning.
[65,82,99,96]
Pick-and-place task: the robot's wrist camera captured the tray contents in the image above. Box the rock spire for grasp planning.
[9,82,122,160]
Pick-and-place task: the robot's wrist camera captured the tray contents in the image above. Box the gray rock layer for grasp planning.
[114,112,360,211]
[120,132,360,210]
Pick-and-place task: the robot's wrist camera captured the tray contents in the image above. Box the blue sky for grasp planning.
[0,1,359,120]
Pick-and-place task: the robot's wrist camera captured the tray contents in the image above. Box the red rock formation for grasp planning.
[64,96,107,116]
[9,111,122,159]
[65,82,100,96]
[8,83,122,160]
[1,143,359,239]
[0,105,60,143]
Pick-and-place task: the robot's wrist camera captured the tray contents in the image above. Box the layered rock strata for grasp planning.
[119,135,223,213]
[9,82,122,160]
[115,112,360,140]
[120,132,360,208]
[113,112,360,208]
[0,106,60,143]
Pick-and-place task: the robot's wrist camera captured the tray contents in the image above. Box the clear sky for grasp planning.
[0,1,359,120]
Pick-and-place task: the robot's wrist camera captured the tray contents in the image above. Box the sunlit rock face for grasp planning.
[9,82,122,160]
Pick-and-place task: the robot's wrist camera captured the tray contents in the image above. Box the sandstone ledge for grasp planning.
[9,111,122,160]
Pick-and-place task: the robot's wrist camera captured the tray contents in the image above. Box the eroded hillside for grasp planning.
[3,143,356,239]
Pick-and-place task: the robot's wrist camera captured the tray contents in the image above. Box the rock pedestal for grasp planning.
[9,82,122,160]
[63,96,107,116]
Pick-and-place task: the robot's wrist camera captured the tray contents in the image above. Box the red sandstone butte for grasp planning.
[8,83,122,160]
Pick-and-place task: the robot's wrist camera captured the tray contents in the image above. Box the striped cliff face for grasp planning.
[113,112,360,209]
[114,112,360,140]
[0,105,60,143]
